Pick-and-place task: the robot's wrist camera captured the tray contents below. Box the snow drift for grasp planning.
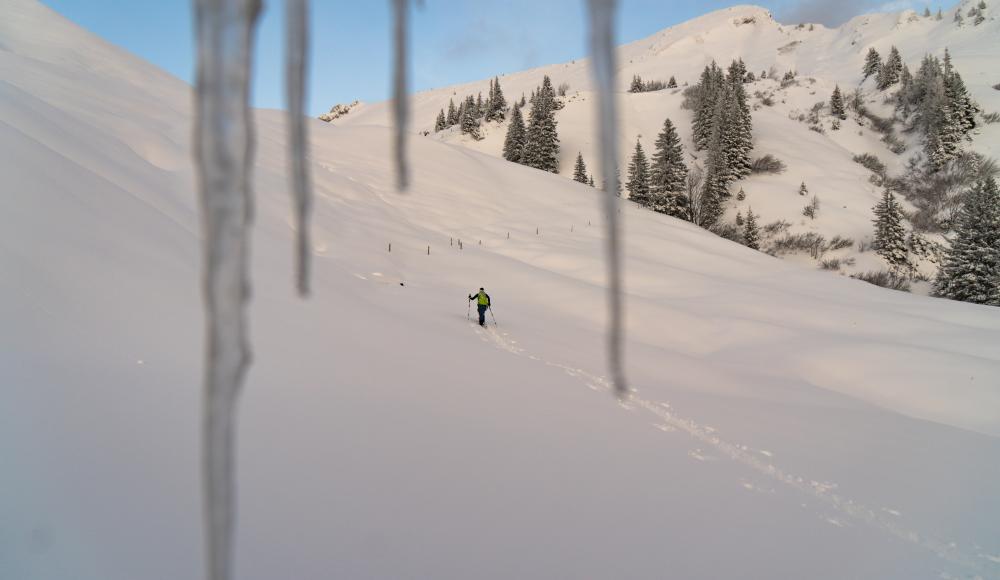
[2,0,1000,578]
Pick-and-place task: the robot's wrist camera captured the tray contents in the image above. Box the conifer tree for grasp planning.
[877,46,903,89]
[486,76,508,122]
[573,153,589,184]
[872,188,909,271]
[588,175,595,187]
[863,47,882,80]
[630,75,644,93]
[446,98,458,126]
[502,104,526,163]
[475,92,484,118]
[743,208,761,250]
[460,95,481,138]
[955,8,964,24]
[649,118,689,218]
[936,8,943,19]
[667,76,677,88]
[799,181,809,196]
[934,177,1000,305]
[522,76,560,173]
[830,85,847,119]
[626,140,652,205]
[692,62,725,150]
[434,109,446,132]
[726,60,754,179]
[924,6,932,17]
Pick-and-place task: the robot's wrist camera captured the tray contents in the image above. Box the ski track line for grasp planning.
[473,324,991,575]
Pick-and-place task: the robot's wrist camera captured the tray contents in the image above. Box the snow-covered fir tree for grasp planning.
[573,152,589,184]
[522,76,560,173]
[743,208,761,250]
[933,177,1000,305]
[799,181,809,196]
[726,59,754,179]
[626,140,652,205]
[692,62,725,151]
[588,175,595,187]
[485,76,507,122]
[434,109,446,132]
[475,92,484,118]
[863,47,882,80]
[830,85,847,120]
[460,95,481,139]
[955,7,965,24]
[872,187,909,271]
[899,51,979,171]
[876,46,903,89]
[446,98,458,126]
[924,6,932,17]
[630,75,644,93]
[502,104,526,163]
[667,76,677,88]
[649,117,689,218]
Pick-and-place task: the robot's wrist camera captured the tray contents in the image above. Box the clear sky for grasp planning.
[41,0,930,116]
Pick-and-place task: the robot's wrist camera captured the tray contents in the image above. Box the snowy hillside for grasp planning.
[333,2,1000,282]
[3,0,1000,579]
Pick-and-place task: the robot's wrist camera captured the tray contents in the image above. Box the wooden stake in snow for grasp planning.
[587,0,628,397]
[192,1,260,579]
[285,0,312,296]
[391,0,410,190]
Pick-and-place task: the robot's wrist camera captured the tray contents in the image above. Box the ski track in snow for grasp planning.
[473,324,993,575]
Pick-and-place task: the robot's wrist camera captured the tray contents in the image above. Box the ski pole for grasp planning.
[489,306,497,327]
[467,297,471,321]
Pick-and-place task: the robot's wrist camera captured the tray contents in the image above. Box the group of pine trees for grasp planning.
[628,74,677,93]
[503,76,560,172]
[897,49,979,171]
[870,176,1000,308]
[934,176,1000,305]
[689,59,754,226]
[625,119,690,218]
[435,76,508,139]
[863,45,905,90]
[957,1,989,26]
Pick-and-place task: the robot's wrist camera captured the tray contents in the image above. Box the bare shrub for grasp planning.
[557,82,570,97]
[751,154,787,174]
[803,195,820,219]
[769,232,826,258]
[763,219,791,236]
[881,133,906,154]
[828,235,854,250]
[850,270,911,292]
[982,111,1000,124]
[709,221,743,243]
[853,153,886,175]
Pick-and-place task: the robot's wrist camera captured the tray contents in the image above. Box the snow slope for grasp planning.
[334,2,1000,279]
[3,0,1000,578]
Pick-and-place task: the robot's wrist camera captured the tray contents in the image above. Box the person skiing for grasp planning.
[469,287,491,327]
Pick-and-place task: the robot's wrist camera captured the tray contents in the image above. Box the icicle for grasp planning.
[193,0,260,579]
[391,0,410,190]
[586,0,628,397]
[286,0,312,295]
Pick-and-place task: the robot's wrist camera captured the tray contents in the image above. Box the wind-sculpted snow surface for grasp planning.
[3,0,1000,579]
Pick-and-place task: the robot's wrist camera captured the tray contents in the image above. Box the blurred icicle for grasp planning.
[586,0,628,397]
[391,0,410,189]
[286,0,312,295]
[192,0,260,579]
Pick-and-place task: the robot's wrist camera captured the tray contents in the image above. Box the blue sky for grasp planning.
[42,0,929,115]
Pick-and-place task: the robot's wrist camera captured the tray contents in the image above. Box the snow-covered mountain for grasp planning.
[3,0,1000,578]
[333,2,1000,282]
